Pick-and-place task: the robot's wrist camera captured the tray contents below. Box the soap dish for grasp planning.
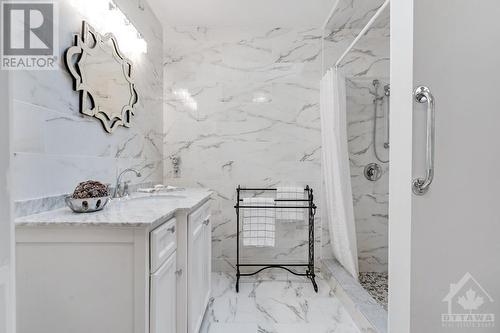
[65,196,110,213]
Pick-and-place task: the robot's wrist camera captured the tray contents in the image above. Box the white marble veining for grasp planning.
[15,189,212,229]
[163,26,325,271]
[324,0,389,34]
[11,0,164,204]
[323,28,389,78]
[14,193,68,218]
[200,272,362,333]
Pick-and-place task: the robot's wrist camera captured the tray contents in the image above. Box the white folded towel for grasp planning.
[242,197,275,247]
[276,186,305,222]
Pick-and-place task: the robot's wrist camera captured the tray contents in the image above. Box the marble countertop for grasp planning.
[15,189,212,228]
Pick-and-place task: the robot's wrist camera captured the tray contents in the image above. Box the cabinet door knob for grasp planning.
[167,226,175,233]
[203,218,210,226]
[175,269,183,276]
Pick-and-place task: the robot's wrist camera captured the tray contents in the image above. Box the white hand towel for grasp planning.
[242,197,275,247]
[276,187,305,222]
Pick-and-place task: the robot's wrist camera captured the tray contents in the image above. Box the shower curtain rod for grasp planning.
[322,0,341,30]
[333,0,390,69]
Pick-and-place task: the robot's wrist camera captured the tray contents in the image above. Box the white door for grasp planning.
[0,70,14,333]
[151,253,177,333]
[188,214,211,333]
[390,1,500,332]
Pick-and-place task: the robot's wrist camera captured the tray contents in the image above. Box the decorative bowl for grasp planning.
[65,195,110,213]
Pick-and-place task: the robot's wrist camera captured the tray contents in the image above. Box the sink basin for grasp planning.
[133,194,186,200]
[109,194,187,207]
[115,194,187,202]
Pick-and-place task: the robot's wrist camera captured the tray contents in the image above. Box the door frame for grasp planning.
[388,0,413,332]
[0,69,15,332]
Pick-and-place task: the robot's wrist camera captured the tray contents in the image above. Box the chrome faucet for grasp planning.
[170,154,181,178]
[113,168,142,198]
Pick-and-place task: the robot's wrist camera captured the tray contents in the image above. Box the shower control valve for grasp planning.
[364,163,382,181]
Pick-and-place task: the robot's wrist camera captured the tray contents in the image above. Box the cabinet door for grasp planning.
[188,214,211,333]
[202,216,211,309]
[151,253,176,333]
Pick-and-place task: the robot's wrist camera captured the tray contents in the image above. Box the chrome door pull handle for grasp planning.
[413,86,435,195]
[167,226,175,233]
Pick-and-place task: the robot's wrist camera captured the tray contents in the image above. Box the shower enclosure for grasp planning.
[321,0,390,311]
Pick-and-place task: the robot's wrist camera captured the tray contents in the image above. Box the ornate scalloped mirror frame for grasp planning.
[65,21,138,133]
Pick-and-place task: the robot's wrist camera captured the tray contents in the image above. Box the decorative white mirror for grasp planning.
[65,21,138,133]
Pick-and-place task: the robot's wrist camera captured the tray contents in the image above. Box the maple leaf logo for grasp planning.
[458,289,484,313]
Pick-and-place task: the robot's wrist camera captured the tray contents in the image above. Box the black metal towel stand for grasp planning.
[234,185,318,293]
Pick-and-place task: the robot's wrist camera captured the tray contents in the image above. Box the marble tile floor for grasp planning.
[200,271,362,333]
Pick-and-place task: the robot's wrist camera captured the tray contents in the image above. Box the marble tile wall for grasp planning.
[346,78,389,273]
[11,0,163,207]
[322,3,390,272]
[163,26,325,271]
[324,0,389,34]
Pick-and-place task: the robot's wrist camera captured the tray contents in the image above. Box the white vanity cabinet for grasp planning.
[15,190,212,333]
[187,203,211,333]
[150,218,177,333]
[150,252,177,333]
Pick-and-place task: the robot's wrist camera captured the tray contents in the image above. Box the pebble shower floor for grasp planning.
[358,272,388,310]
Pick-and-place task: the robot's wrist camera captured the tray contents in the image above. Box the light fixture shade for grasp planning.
[69,0,148,55]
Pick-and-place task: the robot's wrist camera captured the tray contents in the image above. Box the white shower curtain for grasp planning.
[320,68,359,278]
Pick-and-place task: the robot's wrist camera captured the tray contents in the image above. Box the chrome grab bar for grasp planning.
[412,86,435,195]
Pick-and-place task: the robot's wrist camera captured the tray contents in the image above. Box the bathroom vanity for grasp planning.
[15,189,212,333]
